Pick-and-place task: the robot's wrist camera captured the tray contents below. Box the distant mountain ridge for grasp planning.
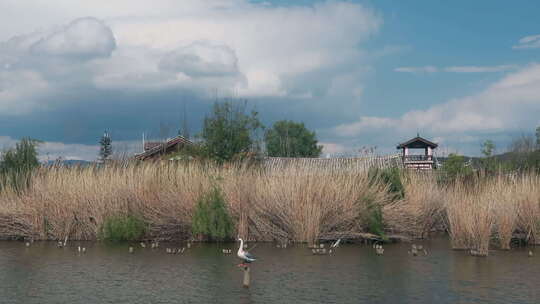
[45,159,94,166]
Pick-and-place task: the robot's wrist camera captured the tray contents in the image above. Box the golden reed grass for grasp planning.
[386,172,539,255]
[0,162,538,250]
[444,174,540,255]
[0,162,391,244]
[383,172,445,239]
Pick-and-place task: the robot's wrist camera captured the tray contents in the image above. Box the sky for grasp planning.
[0,0,539,160]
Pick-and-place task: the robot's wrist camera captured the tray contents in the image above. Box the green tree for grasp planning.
[200,100,263,163]
[480,140,497,173]
[99,131,112,162]
[0,138,41,191]
[264,120,323,157]
[481,140,495,157]
[441,153,473,182]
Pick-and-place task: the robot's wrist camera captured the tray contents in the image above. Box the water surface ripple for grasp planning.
[0,239,538,303]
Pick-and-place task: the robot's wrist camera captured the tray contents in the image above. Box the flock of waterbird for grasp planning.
[129,241,192,254]
[22,237,534,262]
[309,239,341,255]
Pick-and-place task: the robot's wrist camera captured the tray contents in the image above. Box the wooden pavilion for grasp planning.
[396,135,438,169]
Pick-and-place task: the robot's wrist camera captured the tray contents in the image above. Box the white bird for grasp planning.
[375,244,384,255]
[331,239,341,248]
[409,244,418,256]
[237,238,256,267]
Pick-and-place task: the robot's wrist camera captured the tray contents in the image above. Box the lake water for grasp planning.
[0,238,538,304]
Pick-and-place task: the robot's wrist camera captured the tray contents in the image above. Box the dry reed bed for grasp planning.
[385,173,540,255]
[1,163,538,252]
[0,163,391,243]
[442,174,539,255]
[383,172,445,239]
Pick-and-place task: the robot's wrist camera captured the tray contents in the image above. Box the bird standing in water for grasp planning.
[237,238,256,267]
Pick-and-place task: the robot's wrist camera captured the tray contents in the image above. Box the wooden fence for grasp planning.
[262,154,403,172]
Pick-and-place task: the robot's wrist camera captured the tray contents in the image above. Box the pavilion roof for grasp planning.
[396,136,438,149]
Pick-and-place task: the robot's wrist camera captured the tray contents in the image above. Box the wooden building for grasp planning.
[134,135,193,161]
[397,135,438,169]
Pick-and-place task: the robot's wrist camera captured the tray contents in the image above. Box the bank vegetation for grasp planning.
[0,161,538,257]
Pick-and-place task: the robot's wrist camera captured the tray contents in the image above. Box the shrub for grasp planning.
[440,153,474,183]
[507,151,540,173]
[192,185,234,241]
[369,167,404,200]
[362,196,387,239]
[100,215,147,242]
[0,138,41,192]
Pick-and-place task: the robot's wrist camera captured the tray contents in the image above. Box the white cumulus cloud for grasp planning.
[30,17,116,59]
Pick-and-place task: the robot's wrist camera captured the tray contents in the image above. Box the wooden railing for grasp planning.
[404,155,433,162]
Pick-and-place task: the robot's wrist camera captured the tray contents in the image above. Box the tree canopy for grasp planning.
[481,140,495,157]
[99,131,112,162]
[264,120,322,157]
[200,100,263,163]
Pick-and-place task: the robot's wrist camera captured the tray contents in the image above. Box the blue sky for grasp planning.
[0,0,539,160]
[363,0,540,111]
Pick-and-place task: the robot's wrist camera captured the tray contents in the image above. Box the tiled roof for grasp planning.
[134,136,193,160]
[397,136,438,149]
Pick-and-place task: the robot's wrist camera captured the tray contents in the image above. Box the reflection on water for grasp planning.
[0,239,538,304]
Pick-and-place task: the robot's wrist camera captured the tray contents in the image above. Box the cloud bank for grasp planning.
[0,1,380,114]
